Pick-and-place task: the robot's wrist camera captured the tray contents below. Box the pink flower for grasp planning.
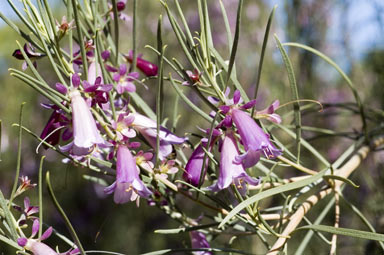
[231,108,281,168]
[104,145,152,204]
[208,131,259,194]
[65,89,105,155]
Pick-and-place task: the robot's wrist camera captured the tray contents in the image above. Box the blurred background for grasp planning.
[0,0,384,254]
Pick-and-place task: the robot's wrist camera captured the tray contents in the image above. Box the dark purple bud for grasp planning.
[40,226,53,241]
[101,50,111,60]
[233,90,241,104]
[117,0,126,12]
[55,83,68,94]
[17,238,28,247]
[242,99,257,109]
[12,49,24,60]
[126,51,158,77]
[72,73,81,87]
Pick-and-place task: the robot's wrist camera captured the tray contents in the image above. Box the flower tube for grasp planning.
[69,89,104,155]
[208,131,259,194]
[104,145,152,204]
[231,108,281,168]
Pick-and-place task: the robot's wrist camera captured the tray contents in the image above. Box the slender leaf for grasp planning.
[274,35,302,162]
[46,171,85,254]
[38,156,45,238]
[169,75,212,122]
[9,103,25,206]
[226,0,242,86]
[0,190,18,241]
[296,225,384,242]
[283,42,367,138]
[218,168,327,228]
[251,5,277,116]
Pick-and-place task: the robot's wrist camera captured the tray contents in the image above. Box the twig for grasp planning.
[267,136,383,254]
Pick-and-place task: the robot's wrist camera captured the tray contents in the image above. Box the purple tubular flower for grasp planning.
[132,113,187,160]
[190,231,212,255]
[69,89,104,155]
[126,51,158,76]
[183,143,208,187]
[40,110,67,148]
[208,131,259,194]
[104,145,152,204]
[231,108,281,168]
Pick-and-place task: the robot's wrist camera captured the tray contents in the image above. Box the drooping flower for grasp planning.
[183,143,207,187]
[183,128,221,187]
[64,89,105,155]
[125,50,158,77]
[231,108,281,168]
[12,43,45,70]
[218,90,282,168]
[104,145,152,204]
[131,112,187,160]
[40,104,71,148]
[208,131,259,194]
[189,231,212,255]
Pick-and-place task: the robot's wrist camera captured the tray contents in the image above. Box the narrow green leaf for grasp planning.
[219,0,233,54]
[210,47,248,101]
[46,171,86,254]
[169,75,212,122]
[340,195,384,251]
[0,190,18,241]
[155,223,218,234]
[38,156,45,238]
[274,35,301,162]
[226,0,242,86]
[9,103,25,206]
[251,5,277,116]
[0,234,20,250]
[174,0,195,48]
[111,0,119,65]
[71,0,88,78]
[218,168,327,228]
[156,16,164,165]
[283,42,367,139]
[296,225,384,242]
[294,197,335,255]
[323,175,359,188]
[131,0,137,70]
